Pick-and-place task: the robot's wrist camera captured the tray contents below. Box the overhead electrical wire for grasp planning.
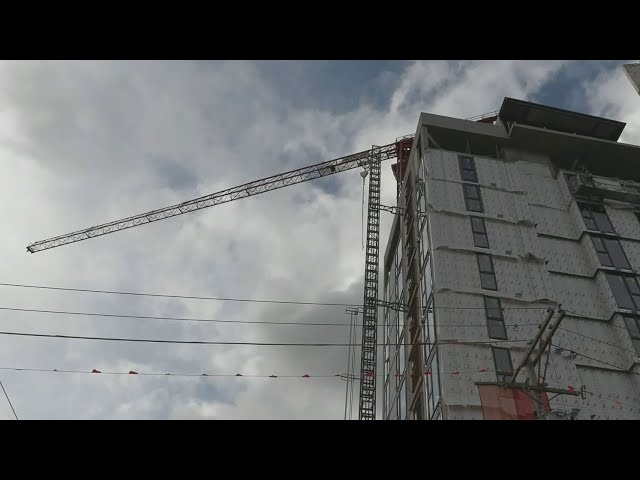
[0,305,549,328]
[0,329,529,347]
[557,326,639,356]
[550,343,640,377]
[1,305,637,360]
[583,389,640,411]
[1,306,637,355]
[0,306,364,327]
[0,282,562,310]
[0,282,358,308]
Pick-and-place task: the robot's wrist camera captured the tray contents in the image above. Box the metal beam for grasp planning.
[531,310,565,367]
[510,309,554,384]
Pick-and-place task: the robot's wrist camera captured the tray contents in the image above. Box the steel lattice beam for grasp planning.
[27,143,398,253]
[358,146,382,420]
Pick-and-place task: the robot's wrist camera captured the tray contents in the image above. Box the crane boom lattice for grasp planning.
[27,143,398,253]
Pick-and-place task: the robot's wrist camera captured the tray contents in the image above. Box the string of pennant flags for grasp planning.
[2,366,639,414]
[0,365,505,379]
[0,365,586,392]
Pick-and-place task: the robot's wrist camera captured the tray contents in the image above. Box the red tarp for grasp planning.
[478,384,550,420]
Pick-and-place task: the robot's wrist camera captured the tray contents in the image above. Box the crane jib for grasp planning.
[25,142,400,254]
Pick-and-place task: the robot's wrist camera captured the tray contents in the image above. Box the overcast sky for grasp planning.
[0,60,638,420]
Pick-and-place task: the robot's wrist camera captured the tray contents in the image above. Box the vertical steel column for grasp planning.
[359,146,382,420]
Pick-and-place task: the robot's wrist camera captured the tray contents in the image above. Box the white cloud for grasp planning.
[0,60,590,419]
[582,60,640,145]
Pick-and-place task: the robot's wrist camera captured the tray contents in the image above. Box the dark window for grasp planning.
[458,156,478,183]
[606,274,640,310]
[463,184,484,213]
[477,253,498,290]
[484,296,507,340]
[492,346,514,382]
[623,316,640,355]
[591,236,631,269]
[471,216,489,248]
[579,203,615,234]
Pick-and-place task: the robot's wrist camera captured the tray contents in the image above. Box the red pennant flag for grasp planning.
[129,370,138,375]
[269,375,277,378]
[424,370,431,375]
[235,373,243,377]
[479,368,488,372]
[567,386,575,392]
[302,374,310,378]
[451,371,460,375]
[91,369,101,374]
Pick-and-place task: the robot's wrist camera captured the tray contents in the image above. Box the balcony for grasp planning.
[574,173,640,204]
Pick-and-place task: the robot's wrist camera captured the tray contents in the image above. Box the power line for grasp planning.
[583,389,640,411]
[0,329,528,347]
[564,309,640,334]
[0,305,546,328]
[0,282,564,311]
[0,282,358,308]
[3,304,637,355]
[557,326,638,356]
[7,304,633,347]
[550,343,640,378]
[0,379,18,420]
[0,306,359,327]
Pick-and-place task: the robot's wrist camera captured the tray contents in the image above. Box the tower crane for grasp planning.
[26,136,414,420]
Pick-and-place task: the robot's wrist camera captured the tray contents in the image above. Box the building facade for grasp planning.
[382,98,640,420]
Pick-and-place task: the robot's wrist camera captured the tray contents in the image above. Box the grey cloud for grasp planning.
[0,60,586,419]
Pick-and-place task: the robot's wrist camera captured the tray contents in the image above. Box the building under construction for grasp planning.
[382,98,640,420]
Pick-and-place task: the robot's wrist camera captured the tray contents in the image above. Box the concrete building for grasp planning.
[381,98,640,420]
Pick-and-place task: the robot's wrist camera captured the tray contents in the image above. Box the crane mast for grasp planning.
[359,146,382,420]
[26,137,414,420]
